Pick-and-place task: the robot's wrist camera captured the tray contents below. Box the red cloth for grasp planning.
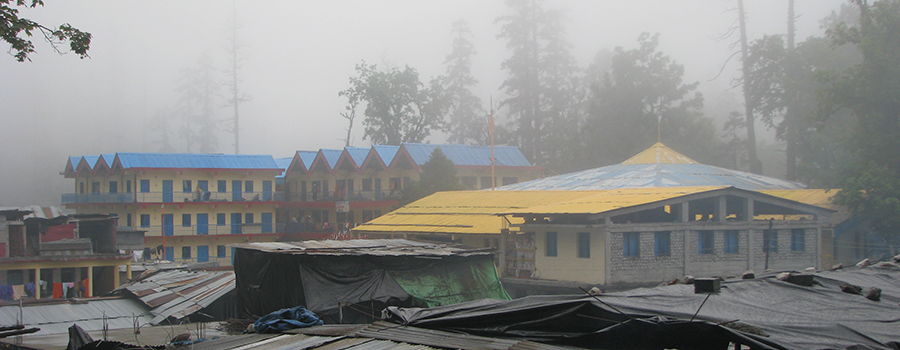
[53,282,63,299]
[82,278,90,298]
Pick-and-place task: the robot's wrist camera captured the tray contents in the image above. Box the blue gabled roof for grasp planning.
[296,151,317,170]
[274,157,293,179]
[81,155,100,170]
[401,143,532,167]
[100,154,115,166]
[372,145,400,166]
[497,162,805,191]
[115,153,279,170]
[345,147,369,166]
[320,149,343,169]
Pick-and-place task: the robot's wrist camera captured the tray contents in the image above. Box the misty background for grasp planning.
[0,0,845,206]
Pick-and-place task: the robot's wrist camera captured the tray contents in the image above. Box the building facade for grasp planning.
[62,153,284,266]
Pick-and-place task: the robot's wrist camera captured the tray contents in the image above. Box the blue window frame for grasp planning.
[126,180,132,193]
[182,246,191,259]
[197,180,208,192]
[183,180,192,193]
[791,229,805,251]
[654,232,670,256]
[197,246,209,262]
[182,214,191,228]
[545,232,557,257]
[218,180,226,193]
[231,213,242,234]
[109,181,118,194]
[197,214,208,235]
[217,245,226,257]
[624,232,640,257]
[165,247,174,261]
[140,179,150,192]
[261,212,273,233]
[217,213,226,226]
[163,214,173,236]
[245,213,254,224]
[140,214,150,227]
[126,213,132,227]
[724,230,739,254]
[698,231,714,254]
[577,232,590,258]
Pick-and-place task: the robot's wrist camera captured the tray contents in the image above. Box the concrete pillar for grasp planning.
[126,262,132,281]
[680,202,690,222]
[816,227,822,270]
[716,196,727,222]
[87,266,93,298]
[33,269,40,299]
[744,198,754,221]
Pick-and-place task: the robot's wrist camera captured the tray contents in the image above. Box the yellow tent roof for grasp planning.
[758,189,840,210]
[501,186,726,215]
[621,142,699,165]
[355,187,726,234]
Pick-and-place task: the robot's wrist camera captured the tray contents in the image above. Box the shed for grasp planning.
[232,239,508,323]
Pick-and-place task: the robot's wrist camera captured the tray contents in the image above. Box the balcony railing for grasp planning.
[284,190,402,202]
[62,191,284,204]
[120,223,285,236]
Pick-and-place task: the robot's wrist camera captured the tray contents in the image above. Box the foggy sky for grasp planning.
[0,0,845,206]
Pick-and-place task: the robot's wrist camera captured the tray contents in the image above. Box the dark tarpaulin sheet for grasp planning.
[384,267,900,350]
[299,258,410,312]
[235,248,509,320]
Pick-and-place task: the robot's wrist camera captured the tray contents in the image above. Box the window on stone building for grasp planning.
[698,230,714,254]
[577,232,591,258]
[791,229,805,251]
[724,230,739,253]
[182,246,191,259]
[546,232,557,257]
[624,232,640,257]
[654,232,670,256]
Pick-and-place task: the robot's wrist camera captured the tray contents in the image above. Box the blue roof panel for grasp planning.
[116,153,279,170]
[320,149,343,169]
[296,151,317,170]
[497,163,805,191]
[100,154,115,166]
[81,155,100,170]
[345,147,369,166]
[274,157,293,178]
[372,145,400,166]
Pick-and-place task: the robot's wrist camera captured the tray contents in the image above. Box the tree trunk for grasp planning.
[738,0,763,174]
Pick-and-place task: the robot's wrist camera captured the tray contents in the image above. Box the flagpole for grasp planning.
[490,96,495,190]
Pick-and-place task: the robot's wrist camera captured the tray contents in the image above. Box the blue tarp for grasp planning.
[253,306,323,333]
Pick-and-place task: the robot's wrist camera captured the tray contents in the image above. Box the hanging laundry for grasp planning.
[62,283,69,298]
[82,278,90,298]
[11,285,25,300]
[24,283,35,298]
[53,282,63,299]
[0,285,13,301]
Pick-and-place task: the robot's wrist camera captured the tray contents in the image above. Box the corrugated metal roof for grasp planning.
[114,153,280,170]
[0,206,66,219]
[232,239,492,257]
[192,322,566,350]
[345,147,369,166]
[274,157,293,178]
[81,155,100,170]
[401,144,531,167]
[321,149,343,169]
[0,298,151,335]
[759,189,839,210]
[498,163,805,191]
[621,142,699,164]
[372,145,401,166]
[298,151,318,170]
[500,186,725,215]
[114,269,235,325]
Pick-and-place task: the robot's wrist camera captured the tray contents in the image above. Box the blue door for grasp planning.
[163,214,173,236]
[231,213,242,234]
[162,180,173,202]
[165,247,174,261]
[263,181,272,201]
[197,214,208,234]
[232,180,242,201]
[197,246,209,262]
[261,212,273,233]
